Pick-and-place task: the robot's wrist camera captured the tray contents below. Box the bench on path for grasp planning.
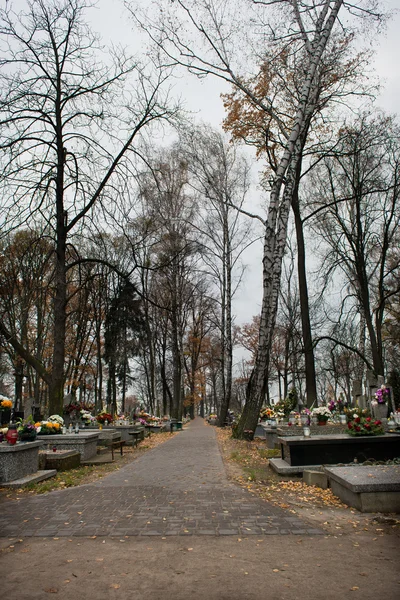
[128,429,146,447]
[170,421,183,432]
[104,440,126,460]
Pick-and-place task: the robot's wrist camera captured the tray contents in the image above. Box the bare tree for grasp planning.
[180,125,255,426]
[310,112,400,377]
[0,0,175,415]
[127,0,384,435]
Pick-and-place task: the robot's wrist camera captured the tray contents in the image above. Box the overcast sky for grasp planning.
[85,0,400,359]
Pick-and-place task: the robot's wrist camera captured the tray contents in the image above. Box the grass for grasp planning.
[0,431,177,499]
[23,463,114,494]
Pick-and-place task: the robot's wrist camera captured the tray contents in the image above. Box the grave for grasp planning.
[278,433,400,466]
[0,441,56,486]
[39,449,81,471]
[269,433,400,474]
[325,465,400,513]
[37,431,99,460]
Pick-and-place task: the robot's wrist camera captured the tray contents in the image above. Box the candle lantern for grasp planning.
[6,424,18,445]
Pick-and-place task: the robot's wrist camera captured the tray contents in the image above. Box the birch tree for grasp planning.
[181,125,254,426]
[128,0,384,435]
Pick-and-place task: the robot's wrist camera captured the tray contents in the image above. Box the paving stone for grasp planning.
[0,418,320,537]
[219,529,238,535]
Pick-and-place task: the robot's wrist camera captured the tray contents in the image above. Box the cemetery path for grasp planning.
[1,418,399,600]
[0,417,321,538]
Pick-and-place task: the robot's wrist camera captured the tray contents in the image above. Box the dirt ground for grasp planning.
[1,426,399,599]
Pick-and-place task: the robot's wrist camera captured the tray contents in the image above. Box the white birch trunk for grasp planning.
[236,0,344,436]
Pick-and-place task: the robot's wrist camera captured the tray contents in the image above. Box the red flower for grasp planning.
[365,424,371,429]
[366,417,371,422]
[355,425,361,431]
[355,417,360,423]
[374,420,381,426]
[348,423,353,429]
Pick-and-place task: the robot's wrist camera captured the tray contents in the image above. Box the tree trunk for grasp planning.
[292,184,318,407]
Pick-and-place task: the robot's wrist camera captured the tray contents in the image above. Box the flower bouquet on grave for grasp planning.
[371,385,390,419]
[48,414,64,426]
[17,416,38,441]
[80,409,96,426]
[0,396,12,424]
[0,396,12,411]
[260,407,274,421]
[96,411,113,425]
[347,415,384,436]
[311,406,332,425]
[300,408,311,425]
[37,421,62,435]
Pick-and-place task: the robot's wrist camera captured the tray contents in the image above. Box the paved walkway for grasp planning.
[0,418,321,537]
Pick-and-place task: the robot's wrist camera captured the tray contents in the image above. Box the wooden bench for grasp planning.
[128,430,144,447]
[170,421,183,432]
[108,440,126,460]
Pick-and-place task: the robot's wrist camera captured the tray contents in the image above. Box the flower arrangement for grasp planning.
[96,411,113,424]
[64,401,94,415]
[0,396,12,410]
[37,421,62,435]
[147,416,161,424]
[80,409,95,425]
[347,415,384,436]
[311,406,332,422]
[288,411,301,426]
[344,406,369,421]
[260,407,275,420]
[63,402,82,415]
[48,414,64,425]
[328,394,347,414]
[17,416,37,440]
[373,384,390,404]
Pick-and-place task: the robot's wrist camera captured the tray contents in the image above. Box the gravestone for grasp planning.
[24,397,33,420]
[352,379,366,409]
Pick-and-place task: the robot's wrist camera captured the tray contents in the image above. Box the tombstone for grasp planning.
[352,380,362,397]
[63,393,72,407]
[351,379,365,409]
[366,370,377,388]
[24,397,34,420]
[357,395,367,410]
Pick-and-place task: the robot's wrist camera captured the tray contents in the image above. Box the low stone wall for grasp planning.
[277,424,349,436]
[0,441,42,483]
[39,450,81,471]
[37,432,99,460]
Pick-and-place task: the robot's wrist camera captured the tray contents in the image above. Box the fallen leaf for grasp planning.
[110,584,120,589]
[44,588,58,594]
[350,587,359,591]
